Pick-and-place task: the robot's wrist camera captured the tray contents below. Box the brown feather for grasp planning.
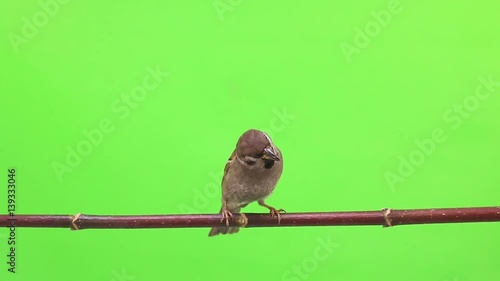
[209,129,283,237]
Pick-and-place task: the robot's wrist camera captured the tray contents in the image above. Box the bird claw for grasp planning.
[269,208,286,224]
[221,208,234,226]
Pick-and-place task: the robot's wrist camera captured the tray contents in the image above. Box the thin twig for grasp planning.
[1,207,499,230]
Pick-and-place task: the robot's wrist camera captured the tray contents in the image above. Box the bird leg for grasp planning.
[220,208,233,226]
[221,201,234,226]
[258,200,286,224]
[237,213,249,228]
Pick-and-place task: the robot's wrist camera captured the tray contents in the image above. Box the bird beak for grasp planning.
[263,146,280,161]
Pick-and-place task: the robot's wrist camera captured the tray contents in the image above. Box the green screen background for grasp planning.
[1,1,499,280]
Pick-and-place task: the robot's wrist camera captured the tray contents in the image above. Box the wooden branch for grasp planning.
[1,207,499,230]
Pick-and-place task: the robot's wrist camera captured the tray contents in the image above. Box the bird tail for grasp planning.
[208,207,241,237]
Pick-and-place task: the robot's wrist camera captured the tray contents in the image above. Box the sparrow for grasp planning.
[208,129,284,237]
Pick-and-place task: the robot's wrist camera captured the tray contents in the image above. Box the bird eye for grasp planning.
[243,155,258,166]
[245,159,256,166]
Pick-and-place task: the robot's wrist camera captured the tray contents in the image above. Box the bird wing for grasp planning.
[222,149,236,186]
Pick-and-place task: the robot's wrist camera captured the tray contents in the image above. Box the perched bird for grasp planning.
[208,129,284,237]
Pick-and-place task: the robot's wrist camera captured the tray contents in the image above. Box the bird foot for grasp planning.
[269,208,286,224]
[237,213,249,227]
[221,208,234,226]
